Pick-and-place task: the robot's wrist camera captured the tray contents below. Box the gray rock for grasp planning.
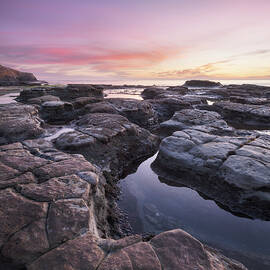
[153,121,270,219]
[160,109,222,134]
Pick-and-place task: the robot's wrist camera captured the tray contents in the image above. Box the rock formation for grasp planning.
[0,64,46,86]
[0,80,261,269]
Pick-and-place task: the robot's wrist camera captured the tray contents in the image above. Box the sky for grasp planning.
[1,0,270,82]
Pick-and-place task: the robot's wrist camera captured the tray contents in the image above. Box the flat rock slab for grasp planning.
[0,103,44,145]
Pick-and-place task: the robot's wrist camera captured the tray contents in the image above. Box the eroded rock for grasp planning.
[0,103,44,145]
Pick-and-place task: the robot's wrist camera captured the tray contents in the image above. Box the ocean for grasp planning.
[49,79,270,87]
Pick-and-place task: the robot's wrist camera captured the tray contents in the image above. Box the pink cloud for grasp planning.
[0,45,180,71]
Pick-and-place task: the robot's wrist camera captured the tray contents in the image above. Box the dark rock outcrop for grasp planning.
[19,84,104,102]
[183,80,222,87]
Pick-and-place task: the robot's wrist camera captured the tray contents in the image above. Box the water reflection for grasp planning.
[104,88,143,100]
[118,154,270,269]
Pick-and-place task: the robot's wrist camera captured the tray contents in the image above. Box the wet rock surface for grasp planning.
[153,116,270,220]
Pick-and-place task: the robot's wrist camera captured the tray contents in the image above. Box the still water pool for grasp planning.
[118,154,270,270]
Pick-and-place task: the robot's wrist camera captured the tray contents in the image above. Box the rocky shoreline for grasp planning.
[2,80,270,269]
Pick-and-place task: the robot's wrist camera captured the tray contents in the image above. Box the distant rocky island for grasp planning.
[1,66,270,269]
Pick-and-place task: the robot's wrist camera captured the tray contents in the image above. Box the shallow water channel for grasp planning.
[118,153,270,270]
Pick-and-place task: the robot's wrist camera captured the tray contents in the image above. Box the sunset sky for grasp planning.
[1,0,270,82]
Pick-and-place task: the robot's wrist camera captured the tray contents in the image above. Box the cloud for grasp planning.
[232,49,270,58]
[153,50,270,80]
[0,44,180,78]
[0,44,177,65]
[153,60,230,79]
